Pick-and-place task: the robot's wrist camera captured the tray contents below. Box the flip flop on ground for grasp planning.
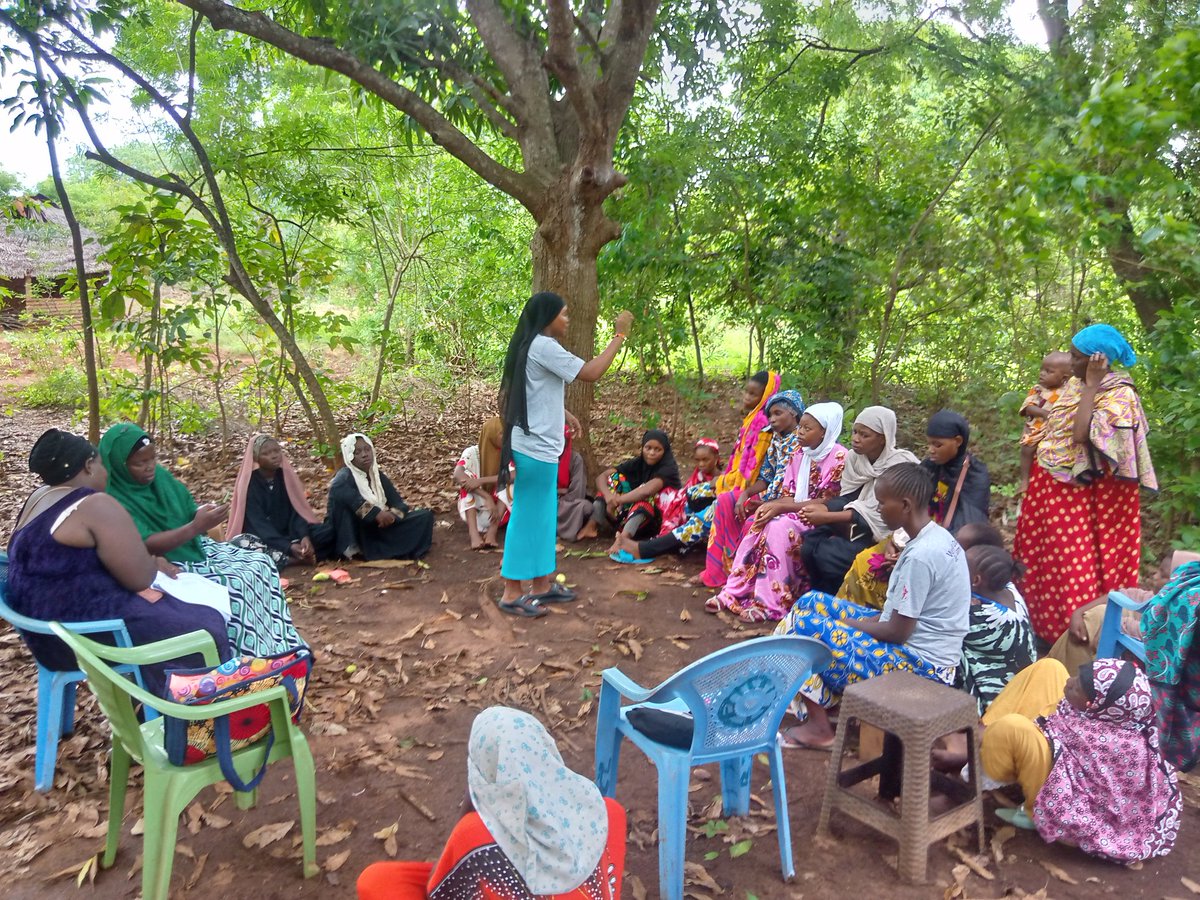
[531,583,577,603]
[498,594,547,617]
[779,725,834,751]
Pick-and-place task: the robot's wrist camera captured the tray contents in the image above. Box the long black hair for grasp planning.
[497,291,566,486]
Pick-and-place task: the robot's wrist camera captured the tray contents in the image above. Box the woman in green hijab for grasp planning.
[98,423,301,657]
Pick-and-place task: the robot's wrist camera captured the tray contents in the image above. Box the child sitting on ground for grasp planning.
[655,438,721,536]
[584,429,681,553]
[1017,351,1073,494]
[774,463,970,749]
[453,445,501,550]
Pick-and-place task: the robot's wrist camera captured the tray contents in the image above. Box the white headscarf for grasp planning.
[841,406,920,541]
[467,707,608,894]
[340,432,388,509]
[794,402,845,502]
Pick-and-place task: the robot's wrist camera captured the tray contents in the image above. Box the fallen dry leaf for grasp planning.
[324,848,352,872]
[627,874,648,900]
[989,824,1015,865]
[242,821,295,849]
[316,827,354,847]
[951,846,994,881]
[1184,877,1200,896]
[1039,859,1079,885]
[185,853,208,890]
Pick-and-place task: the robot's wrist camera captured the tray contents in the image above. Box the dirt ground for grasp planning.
[1,342,1198,899]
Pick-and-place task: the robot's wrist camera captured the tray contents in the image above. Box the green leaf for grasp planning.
[729,840,752,858]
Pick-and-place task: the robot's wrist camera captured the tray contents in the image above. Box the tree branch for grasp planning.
[463,0,558,177]
[598,0,660,135]
[174,0,536,208]
[545,0,601,136]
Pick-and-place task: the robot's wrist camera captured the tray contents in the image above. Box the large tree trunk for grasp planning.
[531,170,623,470]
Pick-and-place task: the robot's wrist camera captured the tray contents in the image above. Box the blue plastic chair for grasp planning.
[0,552,153,792]
[594,635,832,900]
[1095,589,1149,664]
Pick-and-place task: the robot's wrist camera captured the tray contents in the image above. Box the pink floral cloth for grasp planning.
[1035,373,1156,489]
[1033,659,1181,863]
[657,467,712,536]
[710,446,847,621]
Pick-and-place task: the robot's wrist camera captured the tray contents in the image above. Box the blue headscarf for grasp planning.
[1072,324,1137,367]
[766,389,805,418]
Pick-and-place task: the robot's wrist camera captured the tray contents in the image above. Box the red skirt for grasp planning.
[1014,462,1141,644]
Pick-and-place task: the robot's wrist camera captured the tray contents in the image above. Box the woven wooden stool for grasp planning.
[815,671,984,883]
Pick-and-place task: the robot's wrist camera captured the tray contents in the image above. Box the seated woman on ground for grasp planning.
[582,429,681,553]
[976,658,1180,863]
[98,423,299,659]
[775,463,970,750]
[799,406,920,598]
[616,372,781,562]
[226,434,335,570]
[837,409,989,609]
[705,403,847,623]
[557,442,594,542]
[957,544,1036,715]
[454,443,502,550]
[7,429,232,695]
[327,433,435,562]
[698,389,806,588]
[356,706,626,900]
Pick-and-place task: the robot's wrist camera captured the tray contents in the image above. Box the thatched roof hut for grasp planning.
[1,195,108,324]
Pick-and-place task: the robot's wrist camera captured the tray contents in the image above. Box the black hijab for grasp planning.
[497,292,566,487]
[29,428,96,485]
[615,429,682,490]
[921,409,991,532]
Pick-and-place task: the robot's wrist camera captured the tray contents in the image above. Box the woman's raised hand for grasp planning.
[1083,351,1109,388]
[193,502,229,531]
[614,310,634,335]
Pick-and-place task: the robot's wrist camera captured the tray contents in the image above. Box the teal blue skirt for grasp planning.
[500,450,559,581]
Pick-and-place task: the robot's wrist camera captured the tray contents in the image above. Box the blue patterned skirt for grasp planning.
[774,591,954,708]
[180,537,299,657]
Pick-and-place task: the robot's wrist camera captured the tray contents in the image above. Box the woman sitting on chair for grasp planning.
[7,429,231,694]
[357,707,626,899]
[98,423,298,659]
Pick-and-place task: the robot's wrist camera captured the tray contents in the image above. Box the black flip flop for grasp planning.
[498,593,547,618]
[532,583,577,603]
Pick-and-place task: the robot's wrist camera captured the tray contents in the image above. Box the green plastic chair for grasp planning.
[49,623,318,900]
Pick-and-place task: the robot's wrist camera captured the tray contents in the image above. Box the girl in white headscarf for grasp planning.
[796,406,920,597]
[326,433,434,561]
[706,403,850,623]
[355,707,627,900]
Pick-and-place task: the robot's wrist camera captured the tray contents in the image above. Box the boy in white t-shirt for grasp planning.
[775,462,970,749]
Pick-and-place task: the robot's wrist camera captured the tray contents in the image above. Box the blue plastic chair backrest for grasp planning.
[645,635,832,759]
[1096,590,1149,664]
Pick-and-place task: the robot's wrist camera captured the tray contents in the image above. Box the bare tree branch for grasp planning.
[175,0,537,208]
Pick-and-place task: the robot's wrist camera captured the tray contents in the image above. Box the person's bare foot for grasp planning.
[614,532,642,559]
[469,531,484,550]
[605,539,621,556]
[931,731,969,772]
[482,525,500,548]
[575,520,599,541]
[780,720,836,750]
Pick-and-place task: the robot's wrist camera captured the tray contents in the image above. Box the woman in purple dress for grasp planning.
[6,429,231,694]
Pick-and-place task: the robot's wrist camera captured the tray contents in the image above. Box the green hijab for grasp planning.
[97,423,204,563]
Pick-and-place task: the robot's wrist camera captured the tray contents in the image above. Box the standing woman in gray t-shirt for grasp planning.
[497,292,633,616]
